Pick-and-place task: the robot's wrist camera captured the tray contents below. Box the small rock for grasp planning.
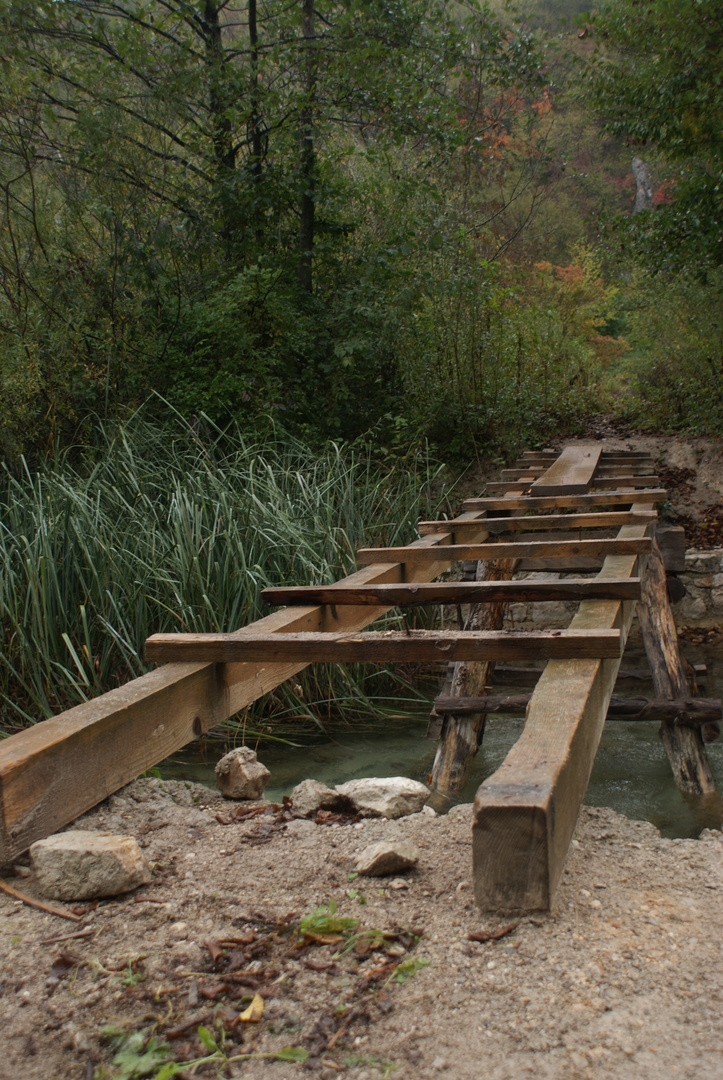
[355,840,420,877]
[215,746,270,799]
[30,830,151,901]
[289,779,346,817]
[335,776,429,819]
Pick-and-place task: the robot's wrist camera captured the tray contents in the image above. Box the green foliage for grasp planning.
[610,267,723,434]
[0,0,549,456]
[384,955,431,987]
[100,1029,172,1080]
[0,405,452,733]
[584,0,723,273]
[298,898,360,939]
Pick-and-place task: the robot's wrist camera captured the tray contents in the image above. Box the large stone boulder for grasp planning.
[334,776,430,819]
[30,830,152,901]
[215,746,270,799]
[355,840,420,877]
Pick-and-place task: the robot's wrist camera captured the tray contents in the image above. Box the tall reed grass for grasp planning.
[0,409,452,736]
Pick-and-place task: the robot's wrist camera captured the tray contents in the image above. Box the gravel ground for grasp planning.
[1,779,721,1080]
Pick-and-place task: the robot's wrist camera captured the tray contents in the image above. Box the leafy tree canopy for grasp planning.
[583,0,723,273]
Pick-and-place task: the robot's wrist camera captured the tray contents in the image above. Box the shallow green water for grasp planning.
[159,645,723,839]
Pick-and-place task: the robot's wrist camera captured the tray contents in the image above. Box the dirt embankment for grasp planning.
[1,779,721,1080]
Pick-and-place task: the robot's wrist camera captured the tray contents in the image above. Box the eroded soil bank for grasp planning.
[1,779,721,1080]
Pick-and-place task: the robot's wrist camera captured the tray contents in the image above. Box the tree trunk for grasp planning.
[298,0,316,293]
[248,0,265,241]
[204,2,235,175]
[637,540,717,795]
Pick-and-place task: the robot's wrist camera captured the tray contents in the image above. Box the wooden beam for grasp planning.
[417,511,656,536]
[591,475,659,489]
[519,451,652,462]
[145,628,623,665]
[433,694,722,725]
[0,516,490,864]
[261,578,643,607]
[462,490,667,512]
[357,538,651,565]
[531,444,602,496]
[484,474,659,494]
[472,512,646,913]
[503,464,653,480]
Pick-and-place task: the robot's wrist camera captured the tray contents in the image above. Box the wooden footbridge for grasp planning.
[0,444,719,913]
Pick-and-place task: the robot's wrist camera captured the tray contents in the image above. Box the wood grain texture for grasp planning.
[433,694,721,724]
[261,578,642,607]
[637,540,717,794]
[145,628,623,664]
[0,516,490,863]
[591,475,659,490]
[530,444,602,496]
[357,538,651,564]
[472,512,649,913]
[417,511,656,536]
[462,490,667,512]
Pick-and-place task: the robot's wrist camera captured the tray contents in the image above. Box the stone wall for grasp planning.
[673,548,723,625]
[507,548,723,629]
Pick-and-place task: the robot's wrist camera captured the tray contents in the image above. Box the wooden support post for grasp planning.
[426,559,518,805]
[637,539,718,795]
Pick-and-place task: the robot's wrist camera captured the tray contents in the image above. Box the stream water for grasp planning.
[159,642,723,839]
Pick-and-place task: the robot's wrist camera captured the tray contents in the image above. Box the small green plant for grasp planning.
[383,956,430,987]
[298,898,360,940]
[119,960,146,988]
[100,1029,172,1080]
[151,1025,309,1079]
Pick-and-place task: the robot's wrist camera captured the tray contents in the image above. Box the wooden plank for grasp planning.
[0,515,491,864]
[261,578,642,607]
[591,475,658,490]
[145,628,623,665]
[357,538,651,565]
[462,490,667,512]
[500,466,545,478]
[517,557,604,571]
[417,511,656,536]
[434,694,722,724]
[595,465,656,476]
[472,511,646,913]
[520,451,652,462]
[530,444,602,496]
[506,463,652,479]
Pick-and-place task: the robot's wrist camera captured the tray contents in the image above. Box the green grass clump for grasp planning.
[0,406,451,736]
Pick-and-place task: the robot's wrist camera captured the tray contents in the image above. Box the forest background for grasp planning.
[1,0,722,734]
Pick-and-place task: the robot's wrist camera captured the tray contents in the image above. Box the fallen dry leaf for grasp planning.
[205,940,224,963]
[239,992,264,1023]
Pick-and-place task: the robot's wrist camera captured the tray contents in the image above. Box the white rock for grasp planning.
[289,778,345,817]
[30,830,151,901]
[355,840,420,876]
[334,776,430,819]
[215,746,270,799]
